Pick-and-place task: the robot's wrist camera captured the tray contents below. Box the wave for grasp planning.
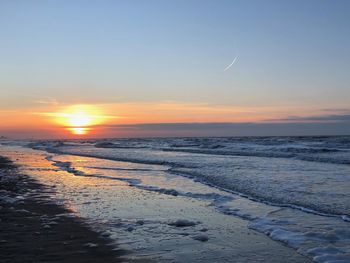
[167,168,350,221]
[85,166,163,172]
[85,136,350,166]
[44,152,350,263]
[27,138,350,217]
[47,156,142,185]
[94,142,147,149]
[162,148,350,165]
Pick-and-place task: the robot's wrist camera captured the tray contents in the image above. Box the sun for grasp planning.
[68,127,91,135]
[67,111,93,127]
[46,104,115,135]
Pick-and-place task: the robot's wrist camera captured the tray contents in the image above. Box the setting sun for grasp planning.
[68,127,91,135]
[43,104,115,135]
[68,112,92,127]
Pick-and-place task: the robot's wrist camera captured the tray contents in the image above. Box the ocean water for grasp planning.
[1,136,350,262]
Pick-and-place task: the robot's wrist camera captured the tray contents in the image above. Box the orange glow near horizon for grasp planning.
[68,127,91,135]
[44,104,115,136]
[0,102,338,139]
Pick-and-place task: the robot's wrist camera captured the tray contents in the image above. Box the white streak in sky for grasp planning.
[224,56,238,71]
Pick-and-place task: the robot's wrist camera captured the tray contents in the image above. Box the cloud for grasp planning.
[268,114,350,123]
[98,121,350,137]
[34,97,59,106]
[2,121,350,139]
[321,108,350,113]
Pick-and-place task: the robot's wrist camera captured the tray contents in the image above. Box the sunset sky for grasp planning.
[1,0,349,138]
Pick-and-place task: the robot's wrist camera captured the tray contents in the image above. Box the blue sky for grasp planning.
[0,0,349,137]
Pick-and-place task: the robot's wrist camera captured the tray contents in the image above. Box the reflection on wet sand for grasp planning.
[0,146,311,263]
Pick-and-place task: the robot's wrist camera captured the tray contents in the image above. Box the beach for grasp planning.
[3,137,348,262]
[0,156,125,263]
[1,1,349,262]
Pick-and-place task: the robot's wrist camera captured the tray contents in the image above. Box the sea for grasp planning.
[1,136,349,262]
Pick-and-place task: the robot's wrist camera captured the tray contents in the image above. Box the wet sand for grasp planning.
[0,146,315,263]
[0,156,125,263]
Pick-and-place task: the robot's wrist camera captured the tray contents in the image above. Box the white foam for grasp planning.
[249,216,350,262]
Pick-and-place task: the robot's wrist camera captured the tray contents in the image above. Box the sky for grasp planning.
[0,0,349,138]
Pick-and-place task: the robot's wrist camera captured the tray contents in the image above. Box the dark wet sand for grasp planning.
[0,156,125,263]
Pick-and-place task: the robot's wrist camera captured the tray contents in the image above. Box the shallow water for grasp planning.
[1,136,350,262]
[0,146,309,262]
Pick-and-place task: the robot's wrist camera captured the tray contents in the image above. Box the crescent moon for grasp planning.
[224,56,238,71]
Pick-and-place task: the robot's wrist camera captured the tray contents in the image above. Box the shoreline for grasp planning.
[0,147,315,262]
[0,156,125,263]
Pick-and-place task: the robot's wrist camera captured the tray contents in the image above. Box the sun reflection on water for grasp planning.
[67,127,91,135]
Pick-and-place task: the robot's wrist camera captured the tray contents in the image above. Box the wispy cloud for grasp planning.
[268,114,350,123]
[321,108,350,114]
[34,97,59,106]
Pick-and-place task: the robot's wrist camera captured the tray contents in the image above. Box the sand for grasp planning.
[0,156,125,263]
